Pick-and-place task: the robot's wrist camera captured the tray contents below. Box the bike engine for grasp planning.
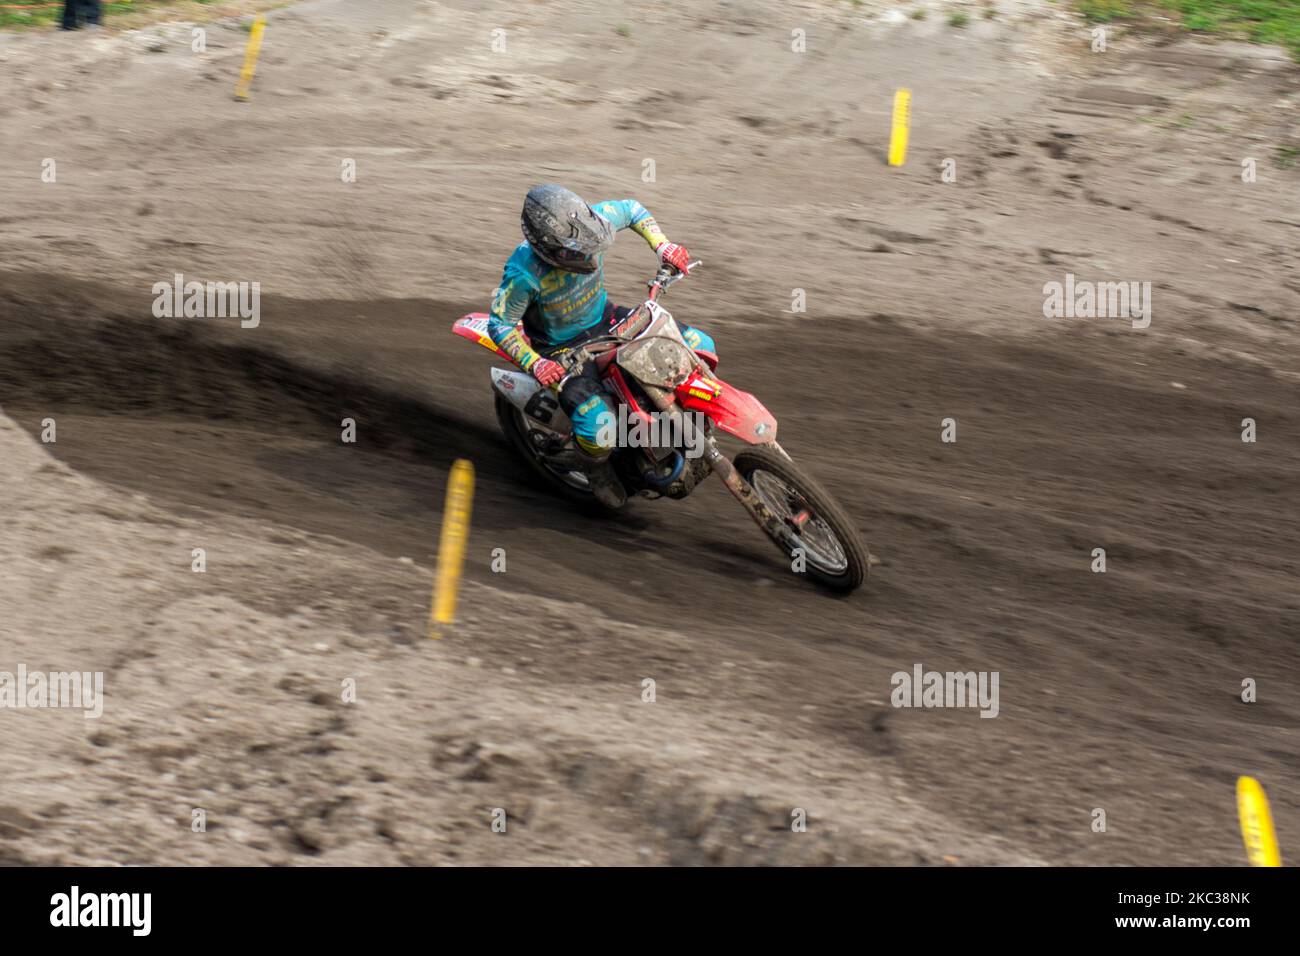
[661,450,712,499]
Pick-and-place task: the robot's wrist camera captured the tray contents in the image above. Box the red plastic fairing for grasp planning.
[606,365,656,427]
[452,313,522,366]
[675,373,777,444]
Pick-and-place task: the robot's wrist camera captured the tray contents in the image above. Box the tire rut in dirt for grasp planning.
[4,274,1300,865]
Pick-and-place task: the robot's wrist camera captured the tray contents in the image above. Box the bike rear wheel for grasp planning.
[494,393,599,505]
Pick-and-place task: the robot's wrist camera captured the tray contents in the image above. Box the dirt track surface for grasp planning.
[4,271,1299,865]
[1,0,1298,865]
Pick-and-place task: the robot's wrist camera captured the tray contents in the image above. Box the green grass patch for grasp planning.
[1,0,275,31]
[1075,0,1300,60]
[0,1,138,29]
[1077,0,1136,21]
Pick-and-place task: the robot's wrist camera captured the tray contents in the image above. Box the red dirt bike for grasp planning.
[452,263,868,591]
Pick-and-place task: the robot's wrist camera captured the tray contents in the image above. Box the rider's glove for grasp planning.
[656,242,692,274]
[531,357,564,387]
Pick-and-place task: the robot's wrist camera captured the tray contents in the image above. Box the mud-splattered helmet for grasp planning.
[520,184,615,274]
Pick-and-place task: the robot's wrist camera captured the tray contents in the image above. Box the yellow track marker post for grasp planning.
[430,459,475,638]
[888,88,912,167]
[234,15,268,102]
[1237,776,1282,866]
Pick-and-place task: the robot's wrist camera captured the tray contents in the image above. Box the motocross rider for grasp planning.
[487,184,716,508]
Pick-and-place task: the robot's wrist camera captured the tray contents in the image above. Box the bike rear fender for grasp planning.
[453,313,520,364]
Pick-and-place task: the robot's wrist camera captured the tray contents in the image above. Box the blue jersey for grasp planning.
[487,199,667,370]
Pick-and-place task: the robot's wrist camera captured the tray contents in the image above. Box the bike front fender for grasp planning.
[675,374,777,445]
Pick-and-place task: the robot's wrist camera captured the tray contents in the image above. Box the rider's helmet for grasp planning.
[520,184,614,274]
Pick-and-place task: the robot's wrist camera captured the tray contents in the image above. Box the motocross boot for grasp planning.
[579,448,627,509]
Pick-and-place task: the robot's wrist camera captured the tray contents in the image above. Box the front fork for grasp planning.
[651,390,798,548]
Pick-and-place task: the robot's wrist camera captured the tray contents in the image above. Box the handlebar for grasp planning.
[553,261,701,388]
[647,259,702,302]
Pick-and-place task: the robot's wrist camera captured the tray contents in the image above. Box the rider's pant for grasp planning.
[557,362,615,457]
[546,305,715,457]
